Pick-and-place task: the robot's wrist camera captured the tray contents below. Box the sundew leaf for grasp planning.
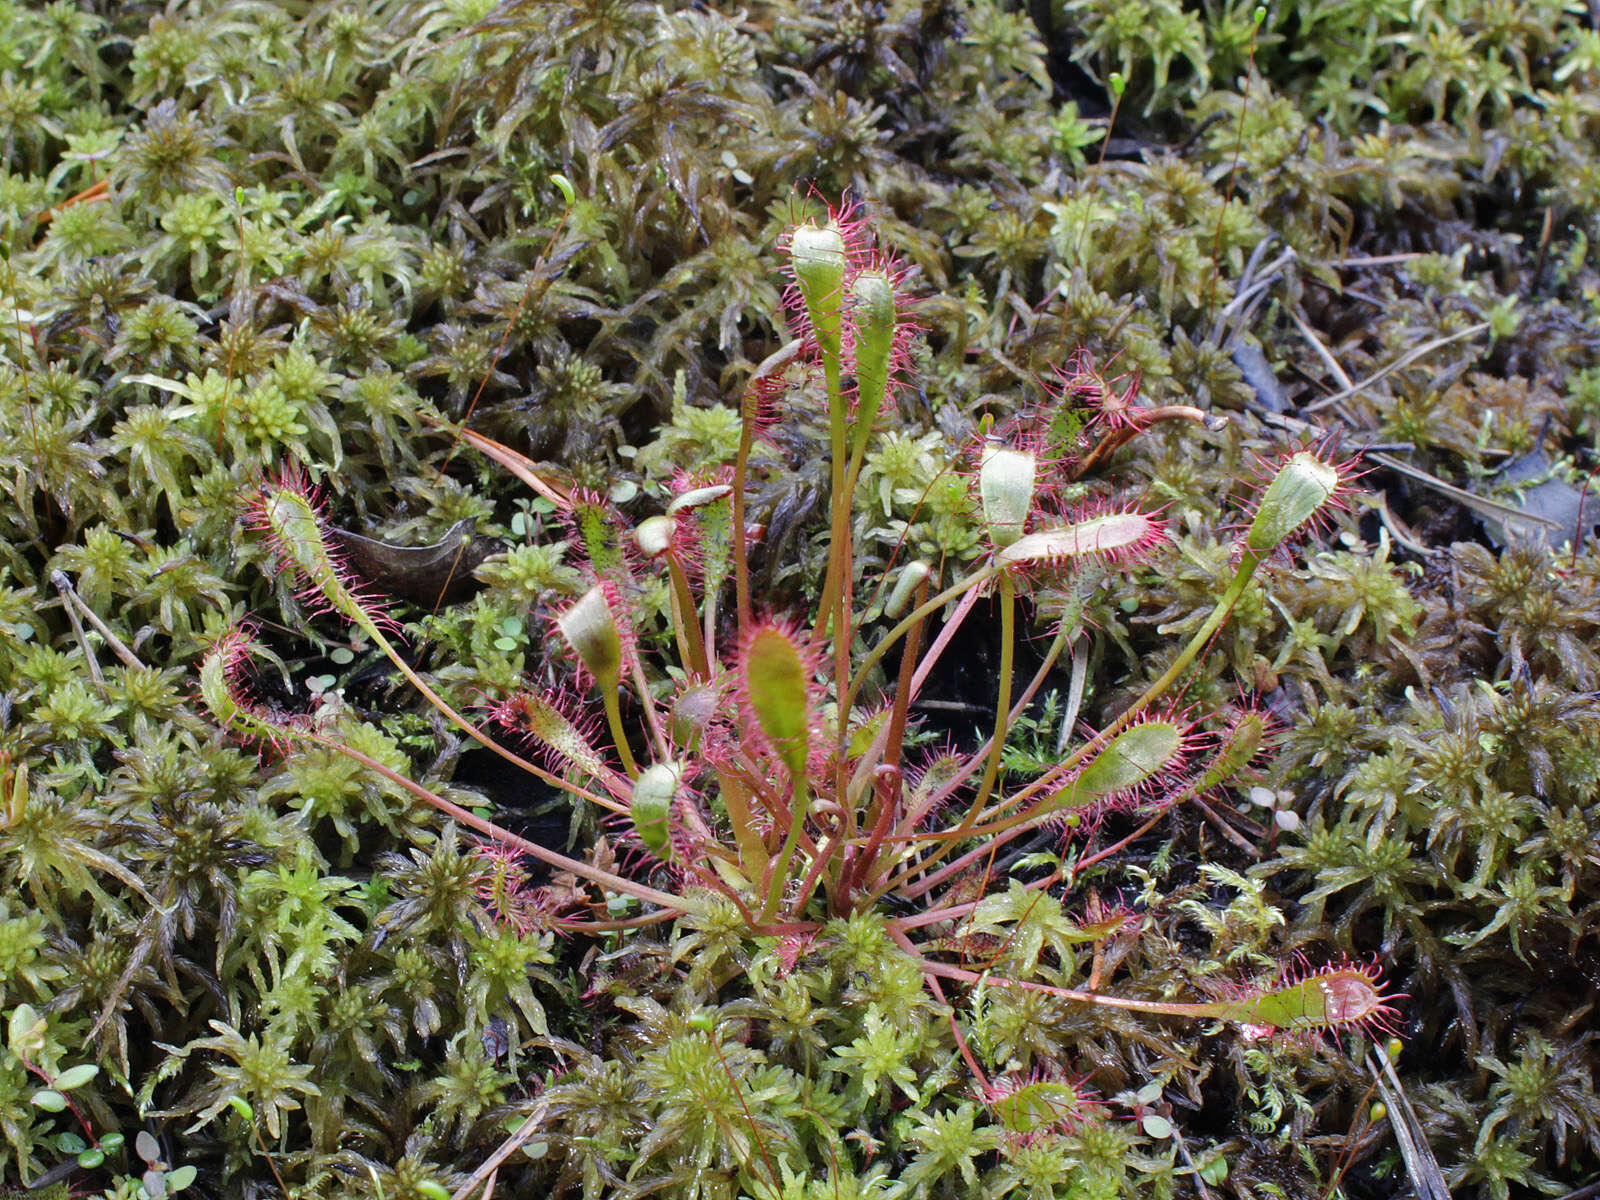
[997,511,1161,567]
[503,691,610,779]
[1188,710,1272,796]
[631,762,681,859]
[1204,963,1399,1034]
[557,585,624,690]
[851,270,898,438]
[1245,450,1342,553]
[743,625,811,777]
[991,1079,1095,1135]
[1076,721,1182,795]
[980,446,1037,548]
[1042,720,1184,815]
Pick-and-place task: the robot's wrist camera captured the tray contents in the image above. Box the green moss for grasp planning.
[0,0,1598,1193]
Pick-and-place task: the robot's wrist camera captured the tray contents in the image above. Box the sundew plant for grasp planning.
[206,201,1396,1079]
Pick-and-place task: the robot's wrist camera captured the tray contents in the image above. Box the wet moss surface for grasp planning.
[1,0,1599,1196]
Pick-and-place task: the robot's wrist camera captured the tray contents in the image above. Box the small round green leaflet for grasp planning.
[9,1003,45,1055]
[167,1166,198,1192]
[631,762,682,859]
[743,627,811,777]
[53,1063,97,1090]
[30,1089,66,1112]
[1141,1114,1174,1139]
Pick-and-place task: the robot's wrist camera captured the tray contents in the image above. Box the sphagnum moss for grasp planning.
[1,0,1598,1195]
